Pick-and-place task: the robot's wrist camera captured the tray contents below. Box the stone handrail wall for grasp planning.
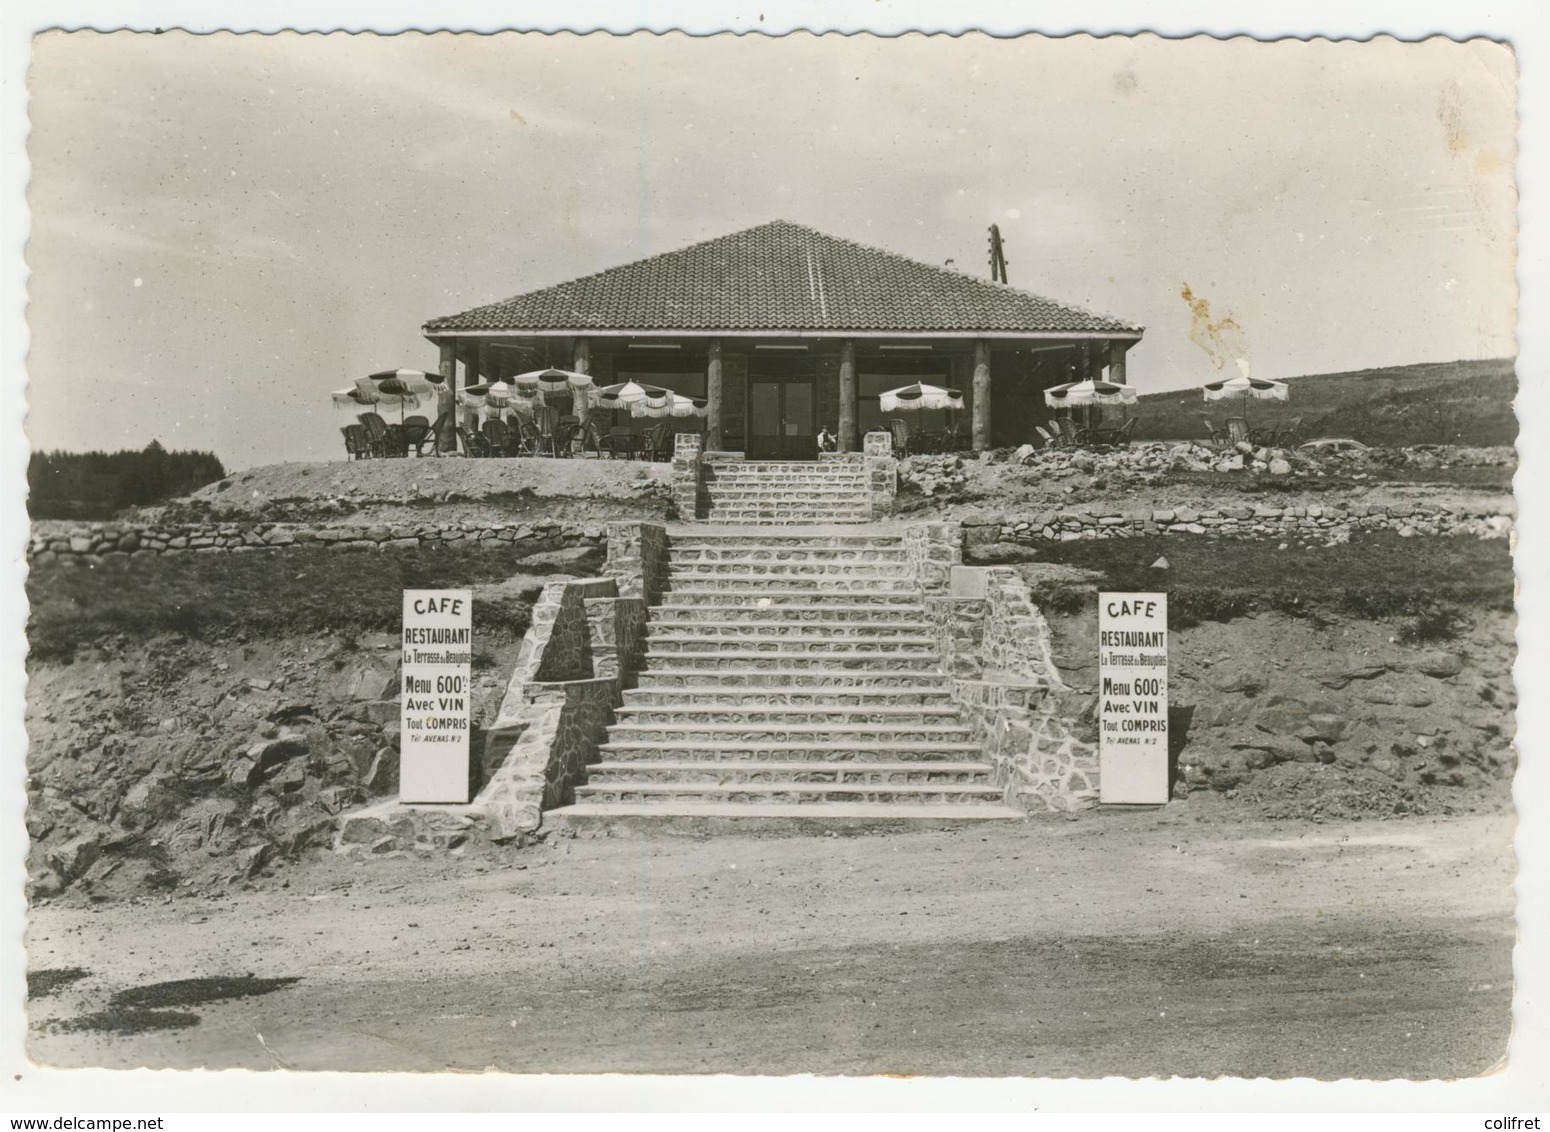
[603,521,669,606]
[985,500,1513,545]
[903,521,963,593]
[475,573,650,837]
[475,676,619,838]
[928,561,1101,814]
[27,518,606,566]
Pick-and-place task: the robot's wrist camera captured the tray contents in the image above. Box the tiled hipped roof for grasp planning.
[424,220,1141,336]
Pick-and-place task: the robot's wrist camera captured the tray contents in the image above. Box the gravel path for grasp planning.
[27,811,1515,1078]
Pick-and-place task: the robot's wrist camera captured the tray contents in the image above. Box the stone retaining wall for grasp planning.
[920,557,1101,814]
[985,500,1513,545]
[475,566,653,837]
[27,518,606,566]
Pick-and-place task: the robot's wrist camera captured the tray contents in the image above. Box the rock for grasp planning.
[1411,651,1464,678]
[362,699,399,726]
[1268,458,1292,476]
[1307,657,1388,689]
[1210,669,1263,694]
[47,832,105,880]
[1306,713,1349,743]
[238,843,273,877]
[1150,556,1170,570]
[247,736,309,780]
[1254,702,1307,735]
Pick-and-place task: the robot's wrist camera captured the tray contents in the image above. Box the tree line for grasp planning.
[29,441,227,520]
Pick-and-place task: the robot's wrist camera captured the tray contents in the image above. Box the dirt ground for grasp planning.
[26,810,1515,1079]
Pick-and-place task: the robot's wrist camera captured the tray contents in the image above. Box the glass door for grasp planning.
[746,378,817,459]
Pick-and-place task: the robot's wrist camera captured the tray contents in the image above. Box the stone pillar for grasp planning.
[1108,341,1129,385]
[971,339,992,452]
[572,337,592,426]
[672,431,704,519]
[838,339,858,453]
[706,338,724,452]
[438,339,459,452]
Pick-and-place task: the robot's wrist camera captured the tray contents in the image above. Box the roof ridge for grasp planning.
[792,222,1143,333]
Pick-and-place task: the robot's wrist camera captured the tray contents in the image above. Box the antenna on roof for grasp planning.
[988,224,1009,283]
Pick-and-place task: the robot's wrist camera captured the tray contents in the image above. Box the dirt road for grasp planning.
[26,811,1515,1078]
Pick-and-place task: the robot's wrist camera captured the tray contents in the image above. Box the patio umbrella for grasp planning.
[1041,379,1139,408]
[879,382,965,413]
[337,368,444,422]
[594,381,671,410]
[511,367,597,395]
[1043,379,1138,430]
[1201,371,1289,428]
[631,392,709,419]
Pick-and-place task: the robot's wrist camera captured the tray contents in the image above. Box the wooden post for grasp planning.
[706,338,724,452]
[1108,341,1129,385]
[437,339,459,452]
[572,337,592,427]
[838,340,858,453]
[971,339,992,451]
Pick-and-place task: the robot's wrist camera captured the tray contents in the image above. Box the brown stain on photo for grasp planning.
[1180,283,1249,374]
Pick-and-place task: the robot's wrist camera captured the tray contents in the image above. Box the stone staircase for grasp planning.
[554,529,1020,823]
[702,460,873,523]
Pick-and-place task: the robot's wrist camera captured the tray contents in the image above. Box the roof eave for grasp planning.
[421,326,1144,341]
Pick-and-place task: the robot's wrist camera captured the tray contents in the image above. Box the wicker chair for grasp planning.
[358,412,392,458]
[341,424,371,460]
[457,426,490,458]
[889,419,910,459]
[401,415,434,457]
[482,417,510,457]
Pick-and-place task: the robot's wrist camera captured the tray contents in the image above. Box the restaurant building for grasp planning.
[422,220,1143,458]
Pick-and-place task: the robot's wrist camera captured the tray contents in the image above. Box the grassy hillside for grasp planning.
[1129,358,1517,447]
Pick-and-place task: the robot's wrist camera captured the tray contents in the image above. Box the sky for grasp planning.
[23,31,1518,470]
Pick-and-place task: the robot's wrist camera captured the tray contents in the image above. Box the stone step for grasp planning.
[614,703,964,724]
[668,563,914,581]
[596,740,983,761]
[705,483,868,495]
[645,637,937,657]
[707,462,868,475]
[544,802,1024,827]
[607,720,973,742]
[639,652,942,672]
[704,510,874,522]
[584,761,993,786]
[666,547,909,565]
[650,602,928,622]
[621,687,958,708]
[668,535,906,549]
[646,621,932,640]
[573,782,1008,806]
[665,577,919,593]
[702,514,873,525]
[635,670,952,690]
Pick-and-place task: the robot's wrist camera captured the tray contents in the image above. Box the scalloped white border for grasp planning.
[1,2,1544,1117]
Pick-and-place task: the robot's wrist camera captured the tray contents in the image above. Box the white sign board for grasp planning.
[400,589,473,804]
[1098,591,1170,804]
